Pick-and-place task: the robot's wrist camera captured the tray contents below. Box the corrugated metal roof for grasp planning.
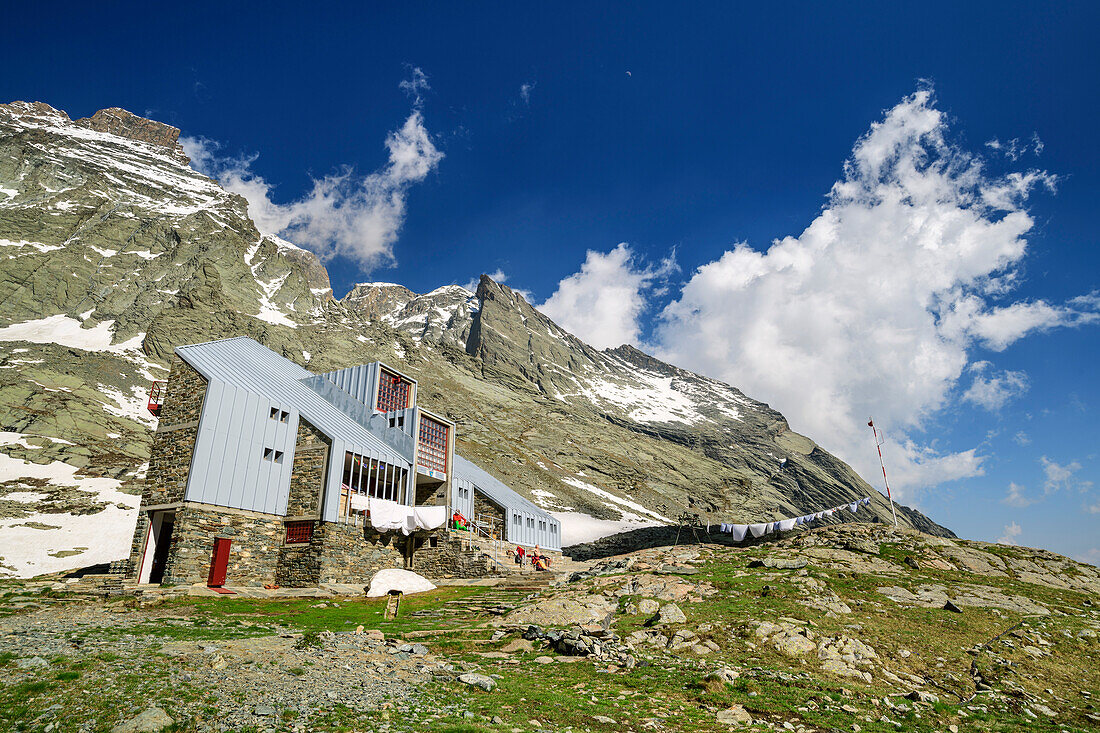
[452,454,550,518]
[175,337,407,466]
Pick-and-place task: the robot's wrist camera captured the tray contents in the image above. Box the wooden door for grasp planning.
[207,537,231,587]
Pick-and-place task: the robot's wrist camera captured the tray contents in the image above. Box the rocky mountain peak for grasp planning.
[75,107,184,157]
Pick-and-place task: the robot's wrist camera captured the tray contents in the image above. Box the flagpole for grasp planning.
[868,417,898,528]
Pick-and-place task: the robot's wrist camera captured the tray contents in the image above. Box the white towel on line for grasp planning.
[731,524,748,541]
[748,522,769,538]
[414,505,448,531]
[778,518,797,532]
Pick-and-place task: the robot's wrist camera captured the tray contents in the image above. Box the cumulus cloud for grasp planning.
[963,367,1029,411]
[181,109,442,270]
[998,521,1023,545]
[538,243,677,349]
[648,89,1099,497]
[1003,482,1034,508]
[1040,456,1091,494]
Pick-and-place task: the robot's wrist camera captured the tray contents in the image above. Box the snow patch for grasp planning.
[560,477,671,523]
[0,315,145,353]
[549,511,663,547]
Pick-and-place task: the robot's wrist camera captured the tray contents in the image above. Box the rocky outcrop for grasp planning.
[76,107,182,153]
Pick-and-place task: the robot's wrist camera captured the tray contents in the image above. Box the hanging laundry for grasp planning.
[778,518,797,532]
[414,505,448,531]
[731,524,748,541]
[369,498,410,534]
[749,522,769,538]
[848,501,859,513]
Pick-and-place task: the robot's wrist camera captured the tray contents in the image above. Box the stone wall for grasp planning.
[285,419,329,518]
[414,479,448,506]
[473,491,505,538]
[142,356,207,507]
[411,534,496,579]
[161,503,282,586]
[317,523,409,584]
[275,520,322,587]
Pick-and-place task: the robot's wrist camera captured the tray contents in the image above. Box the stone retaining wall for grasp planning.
[317,523,409,584]
[411,534,495,579]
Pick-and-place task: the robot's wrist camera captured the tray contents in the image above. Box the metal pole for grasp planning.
[869,418,898,528]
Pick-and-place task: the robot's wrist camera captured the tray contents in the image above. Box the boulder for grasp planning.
[366,569,436,597]
[638,598,660,615]
[705,668,742,684]
[716,704,753,725]
[110,707,175,733]
[458,673,496,692]
[652,603,687,625]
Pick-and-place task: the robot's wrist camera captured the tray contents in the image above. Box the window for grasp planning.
[263,448,285,463]
[274,450,284,464]
[269,408,289,422]
[417,415,449,475]
[376,369,411,412]
[285,521,313,544]
[341,451,408,502]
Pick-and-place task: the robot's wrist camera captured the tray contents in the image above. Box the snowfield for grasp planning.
[0,436,139,578]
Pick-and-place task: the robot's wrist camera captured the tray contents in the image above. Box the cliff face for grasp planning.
[0,102,950,578]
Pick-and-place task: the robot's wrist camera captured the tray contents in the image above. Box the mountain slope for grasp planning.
[0,102,950,578]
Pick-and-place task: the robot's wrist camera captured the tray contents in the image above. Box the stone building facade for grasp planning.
[123,338,557,589]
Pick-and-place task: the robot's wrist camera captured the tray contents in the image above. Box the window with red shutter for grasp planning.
[285,521,313,544]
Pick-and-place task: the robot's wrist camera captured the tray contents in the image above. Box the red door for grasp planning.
[207,538,231,587]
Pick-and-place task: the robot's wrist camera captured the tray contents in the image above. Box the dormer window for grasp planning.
[269,407,289,422]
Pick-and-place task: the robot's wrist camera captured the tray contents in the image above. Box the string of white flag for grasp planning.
[715,496,872,541]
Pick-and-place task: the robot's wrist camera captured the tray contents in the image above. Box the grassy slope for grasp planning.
[0,529,1097,732]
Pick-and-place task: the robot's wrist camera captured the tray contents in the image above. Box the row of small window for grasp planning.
[511,514,558,535]
[456,486,471,500]
[262,447,285,463]
[269,407,289,422]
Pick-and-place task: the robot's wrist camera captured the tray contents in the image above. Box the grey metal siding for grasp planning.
[185,380,297,515]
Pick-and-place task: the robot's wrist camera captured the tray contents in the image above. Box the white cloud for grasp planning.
[399,66,431,107]
[181,109,442,269]
[520,82,535,105]
[1003,482,1034,508]
[1040,455,1089,494]
[963,368,1029,410]
[538,243,677,349]
[1077,548,1100,567]
[1013,430,1031,446]
[985,134,1044,161]
[647,89,1099,498]
[998,521,1022,545]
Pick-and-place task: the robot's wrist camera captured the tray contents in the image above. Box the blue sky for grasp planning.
[5,2,1098,561]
